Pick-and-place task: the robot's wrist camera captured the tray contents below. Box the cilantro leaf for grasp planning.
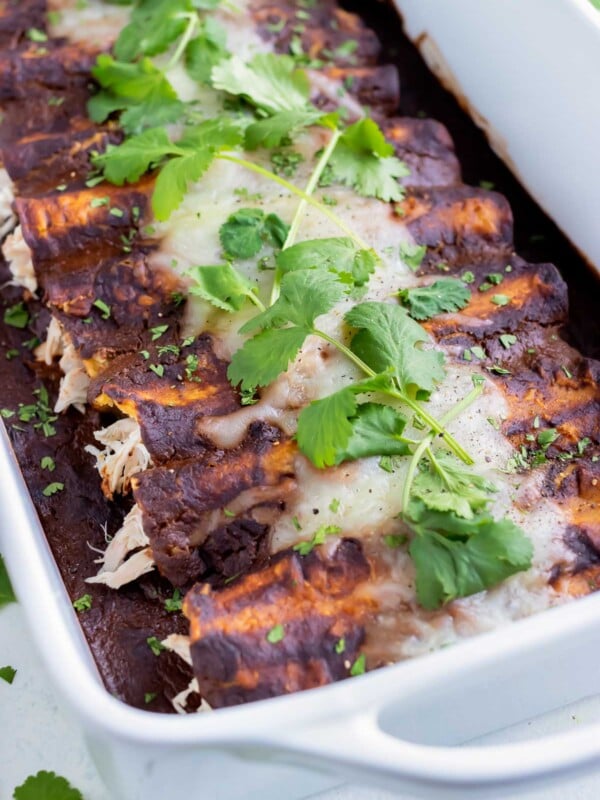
[219,208,289,259]
[398,279,471,321]
[13,770,83,800]
[89,55,183,134]
[296,387,357,468]
[153,149,213,220]
[276,237,377,287]
[185,18,229,84]
[212,53,311,114]
[227,326,308,391]
[0,554,16,608]
[229,270,344,390]
[96,119,243,219]
[114,0,191,61]
[412,451,495,519]
[297,392,410,468]
[406,501,533,610]
[188,263,259,311]
[245,109,322,149]
[340,403,410,462]
[329,118,410,202]
[399,242,427,271]
[240,269,344,334]
[345,302,445,398]
[94,127,176,184]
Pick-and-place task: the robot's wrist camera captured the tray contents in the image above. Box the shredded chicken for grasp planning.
[0,168,16,241]
[85,419,153,498]
[162,635,212,713]
[162,633,192,665]
[86,504,155,588]
[35,317,90,413]
[2,225,37,293]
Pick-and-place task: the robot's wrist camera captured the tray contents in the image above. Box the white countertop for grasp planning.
[2,601,600,800]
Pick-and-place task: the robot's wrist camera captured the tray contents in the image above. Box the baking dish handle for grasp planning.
[279,708,600,795]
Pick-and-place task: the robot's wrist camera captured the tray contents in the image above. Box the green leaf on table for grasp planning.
[0,665,16,684]
[405,501,533,610]
[188,263,259,312]
[0,554,16,608]
[398,279,471,321]
[329,118,410,202]
[345,302,445,398]
[13,770,83,800]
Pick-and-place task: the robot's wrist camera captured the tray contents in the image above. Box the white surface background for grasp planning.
[2,601,600,799]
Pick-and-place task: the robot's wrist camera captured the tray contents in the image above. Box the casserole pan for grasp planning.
[1,2,599,798]
[4,419,600,800]
[392,0,600,273]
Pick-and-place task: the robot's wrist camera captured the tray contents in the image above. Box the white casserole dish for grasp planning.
[392,0,600,274]
[2,2,600,796]
[4,425,600,800]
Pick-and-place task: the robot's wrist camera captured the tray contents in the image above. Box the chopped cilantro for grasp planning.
[350,653,366,676]
[147,636,166,656]
[150,324,169,340]
[93,299,111,319]
[73,594,92,613]
[491,294,510,306]
[499,333,517,349]
[266,623,285,643]
[40,456,56,472]
[3,302,29,329]
[42,482,64,497]
[334,638,346,654]
[164,589,183,613]
[149,364,165,377]
[293,524,341,556]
